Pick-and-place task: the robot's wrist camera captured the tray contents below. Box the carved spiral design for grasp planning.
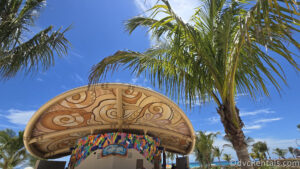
[60,91,96,109]
[93,100,119,123]
[30,85,193,158]
[41,110,91,130]
[122,88,142,104]
[53,114,84,127]
[148,103,164,114]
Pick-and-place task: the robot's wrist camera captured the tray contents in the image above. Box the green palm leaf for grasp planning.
[0,0,71,80]
[89,0,299,168]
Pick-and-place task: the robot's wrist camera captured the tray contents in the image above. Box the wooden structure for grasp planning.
[24,83,195,159]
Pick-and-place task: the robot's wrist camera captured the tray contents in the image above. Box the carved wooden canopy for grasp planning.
[24,83,195,159]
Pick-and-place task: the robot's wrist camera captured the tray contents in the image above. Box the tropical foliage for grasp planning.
[166,151,175,164]
[273,148,288,159]
[88,0,300,168]
[249,150,261,161]
[288,147,296,159]
[252,141,270,160]
[0,0,70,80]
[0,129,27,169]
[213,146,223,163]
[223,153,232,163]
[194,131,218,169]
[223,136,254,149]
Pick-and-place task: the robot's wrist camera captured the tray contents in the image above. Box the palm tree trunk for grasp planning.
[217,104,253,169]
[3,161,8,169]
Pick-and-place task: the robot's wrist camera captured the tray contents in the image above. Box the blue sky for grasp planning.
[0,0,300,164]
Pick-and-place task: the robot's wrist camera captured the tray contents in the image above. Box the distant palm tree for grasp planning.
[249,151,259,161]
[88,0,299,168]
[223,136,254,149]
[0,129,27,169]
[223,154,232,163]
[194,131,218,169]
[288,147,296,159]
[166,152,175,164]
[213,146,223,163]
[27,154,45,168]
[252,141,270,160]
[273,148,288,159]
[0,0,70,80]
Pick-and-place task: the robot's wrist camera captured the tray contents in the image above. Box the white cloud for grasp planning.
[240,108,275,117]
[146,86,153,90]
[6,109,35,125]
[208,116,220,124]
[133,0,200,46]
[214,138,238,160]
[211,137,298,161]
[131,77,138,84]
[244,124,262,130]
[254,117,282,124]
[72,73,84,84]
[133,0,199,22]
[70,50,84,58]
[204,130,223,135]
[180,95,210,107]
[236,93,248,97]
[254,138,297,150]
[36,78,43,82]
[243,130,252,134]
[129,77,154,91]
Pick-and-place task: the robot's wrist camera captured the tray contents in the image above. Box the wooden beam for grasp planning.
[116,88,123,129]
[28,124,193,145]
[162,144,186,155]
[44,147,70,158]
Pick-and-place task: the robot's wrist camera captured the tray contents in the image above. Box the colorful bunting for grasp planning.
[67,132,161,168]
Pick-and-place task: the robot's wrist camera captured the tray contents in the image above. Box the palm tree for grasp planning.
[273,148,288,159]
[252,141,270,160]
[88,0,299,168]
[27,154,45,168]
[166,152,175,164]
[288,147,296,159]
[194,131,218,169]
[0,0,70,80]
[213,146,223,163]
[249,151,259,161]
[0,129,27,169]
[223,136,254,149]
[223,153,232,163]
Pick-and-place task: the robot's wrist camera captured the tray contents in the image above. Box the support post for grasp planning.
[163,148,166,169]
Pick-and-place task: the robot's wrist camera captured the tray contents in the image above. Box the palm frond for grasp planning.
[0,25,70,79]
[0,0,71,80]
[89,0,299,111]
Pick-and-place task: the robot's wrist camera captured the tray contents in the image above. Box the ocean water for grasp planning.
[188,161,233,168]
